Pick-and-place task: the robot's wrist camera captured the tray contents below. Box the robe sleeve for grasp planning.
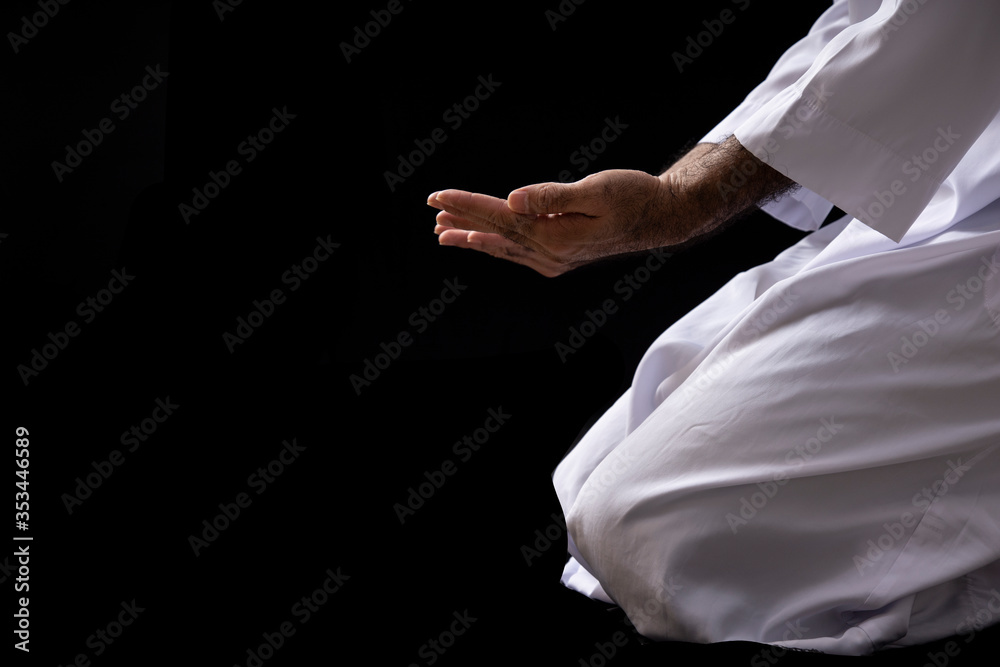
[731,0,1000,242]
[698,0,851,232]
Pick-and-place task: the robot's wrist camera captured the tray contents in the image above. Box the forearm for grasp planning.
[655,136,798,244]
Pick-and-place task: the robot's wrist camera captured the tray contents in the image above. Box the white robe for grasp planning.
[553,0,1000,655]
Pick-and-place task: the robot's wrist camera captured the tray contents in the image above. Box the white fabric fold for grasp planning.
[553,0,1000,654]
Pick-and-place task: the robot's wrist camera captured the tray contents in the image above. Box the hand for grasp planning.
[428,169,668,278]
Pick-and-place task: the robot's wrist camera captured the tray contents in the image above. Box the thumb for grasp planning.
[506,180,600,216]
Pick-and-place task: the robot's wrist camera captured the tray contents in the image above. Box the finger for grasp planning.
[434,214,504,243]
[426,191,446,210]
[434,189,514,225]
[437,227,519,252]
[433,189,541,250]
[434,210,469,228]
[435,211,490,237]
[506,179,606,216]
[436,200,596,260]
[437,228,482,247]
[436,228,571,277]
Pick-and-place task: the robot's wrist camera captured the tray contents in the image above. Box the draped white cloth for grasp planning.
[552,0,1000,654]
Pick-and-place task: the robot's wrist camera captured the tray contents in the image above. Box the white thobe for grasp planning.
[553,0,1000,655]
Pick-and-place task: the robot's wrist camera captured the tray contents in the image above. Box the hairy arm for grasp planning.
[652,136,799,246]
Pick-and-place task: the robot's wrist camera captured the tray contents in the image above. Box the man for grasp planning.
[427,0,1000,655]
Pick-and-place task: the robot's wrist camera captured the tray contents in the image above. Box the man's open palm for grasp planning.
[428,169,665,277]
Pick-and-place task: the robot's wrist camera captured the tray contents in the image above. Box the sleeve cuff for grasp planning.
[759,185,835,233]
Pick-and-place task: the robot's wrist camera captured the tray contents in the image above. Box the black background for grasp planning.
[4,0,998,665]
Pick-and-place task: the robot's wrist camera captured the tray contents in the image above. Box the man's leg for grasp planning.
[564,225,1000,654]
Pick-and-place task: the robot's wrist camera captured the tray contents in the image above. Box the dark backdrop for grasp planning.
[4,1,996,665]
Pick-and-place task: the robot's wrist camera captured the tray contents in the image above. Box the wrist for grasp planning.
[653,143,718,245]
[655,137,797,244]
